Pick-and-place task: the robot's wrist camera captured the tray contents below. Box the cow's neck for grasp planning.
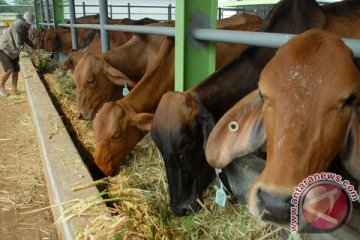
[102,35,162,82]
[55,29,92,55]
[191,47,274,121]
[54,29,72,55]
[102,44,143,81]
[119,38,175,113]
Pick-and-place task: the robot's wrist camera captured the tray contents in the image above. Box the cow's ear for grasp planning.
[130,113,154,132]
[228,94,265,159]
[105,63,136,88]
[206,90,266,169]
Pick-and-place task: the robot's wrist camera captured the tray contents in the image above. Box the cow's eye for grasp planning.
[259,90,264,101]
[87,78,95,86]
[228,121,239,132]
[342,94,357,108]
[111,131,121,141]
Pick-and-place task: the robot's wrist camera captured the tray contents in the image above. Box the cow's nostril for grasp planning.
[171,205,197,216]
[184,207,196,216]
[257,188,291,224]
[171,206,187,216]
[75,112,83,119]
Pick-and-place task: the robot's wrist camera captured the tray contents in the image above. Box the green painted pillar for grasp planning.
[34,0,43,29]
[52,0,64,28]
[175,0,218,91]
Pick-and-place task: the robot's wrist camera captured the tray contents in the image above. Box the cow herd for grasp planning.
[30,0,360,229]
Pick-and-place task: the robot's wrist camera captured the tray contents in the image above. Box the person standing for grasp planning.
[0,12,36,96]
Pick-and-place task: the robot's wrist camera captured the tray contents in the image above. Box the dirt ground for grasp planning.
[0,69,58,239]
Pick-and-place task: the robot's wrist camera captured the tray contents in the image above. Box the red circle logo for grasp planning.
[301,182,351,231]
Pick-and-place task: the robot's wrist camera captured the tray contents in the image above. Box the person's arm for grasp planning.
[24,34,36,49]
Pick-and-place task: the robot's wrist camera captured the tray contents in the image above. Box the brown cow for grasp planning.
[32,28,95,55]
[63,18,159,72]
[62,12,261,72]
[31,18,137,56]
[73,22,171,120]
[217,12,262,28]
[91,17,263,176]
[63,30,134,72]
[206,29,360,224]
[74,15,262,121]
[150,0,360,217]
[93,37,175,176]
[29,14,103,44]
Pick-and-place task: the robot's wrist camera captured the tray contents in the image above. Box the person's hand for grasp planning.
[28,48,37,57]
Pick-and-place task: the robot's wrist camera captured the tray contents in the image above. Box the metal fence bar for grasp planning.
[194,29,295,47]
[109,4,113,19]
[82,2,86,16]
[57,23,100,29]
[127,3,131,19]
[103,24,175,36]
[68,0,78,50]
[168,4,172,21]
[40,22,56,26]
[57,23,174,37]
[44,0,51,29]
[99,0,109,52]
[54,22,360,58]
[192,28,360,58]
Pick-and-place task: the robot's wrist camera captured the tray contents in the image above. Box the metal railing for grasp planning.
[55,21,360,58]
[59,3,176,21]
[40,1,360,57]
[40,2,272,26]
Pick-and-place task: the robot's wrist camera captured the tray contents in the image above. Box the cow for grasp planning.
[31,18,148,56]
[73,22,172,120]
[93,37,175,176]
[63,14,106,24]
[205,29,360,225]
[217,12,262,28]
[91,17,263,177]
[150,0,360,217]
[29,14,103,43]
[62,30,134,72]
[74,15,262,121]
[63,18,159,72]
[31,28,96,55]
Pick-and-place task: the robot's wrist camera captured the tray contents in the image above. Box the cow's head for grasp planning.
[30,28,46,49]
[206,29,360,225]
[63,54,75,72]
[73,52,135,120]
[151,92,215,216]
[28,28,40,42]
[63,50,84,72]
[41,30,59,52]
[93,101,152,176]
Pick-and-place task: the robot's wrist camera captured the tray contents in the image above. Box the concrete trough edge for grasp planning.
[20,52,106,240]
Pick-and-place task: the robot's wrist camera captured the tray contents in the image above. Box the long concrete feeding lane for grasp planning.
[20,52,108,240]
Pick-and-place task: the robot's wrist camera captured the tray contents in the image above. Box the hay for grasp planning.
[30,51,286,239]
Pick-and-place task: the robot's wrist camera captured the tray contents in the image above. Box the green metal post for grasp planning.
[175,0,218,91]
[34,0,43,29]
[52,0,64,28]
